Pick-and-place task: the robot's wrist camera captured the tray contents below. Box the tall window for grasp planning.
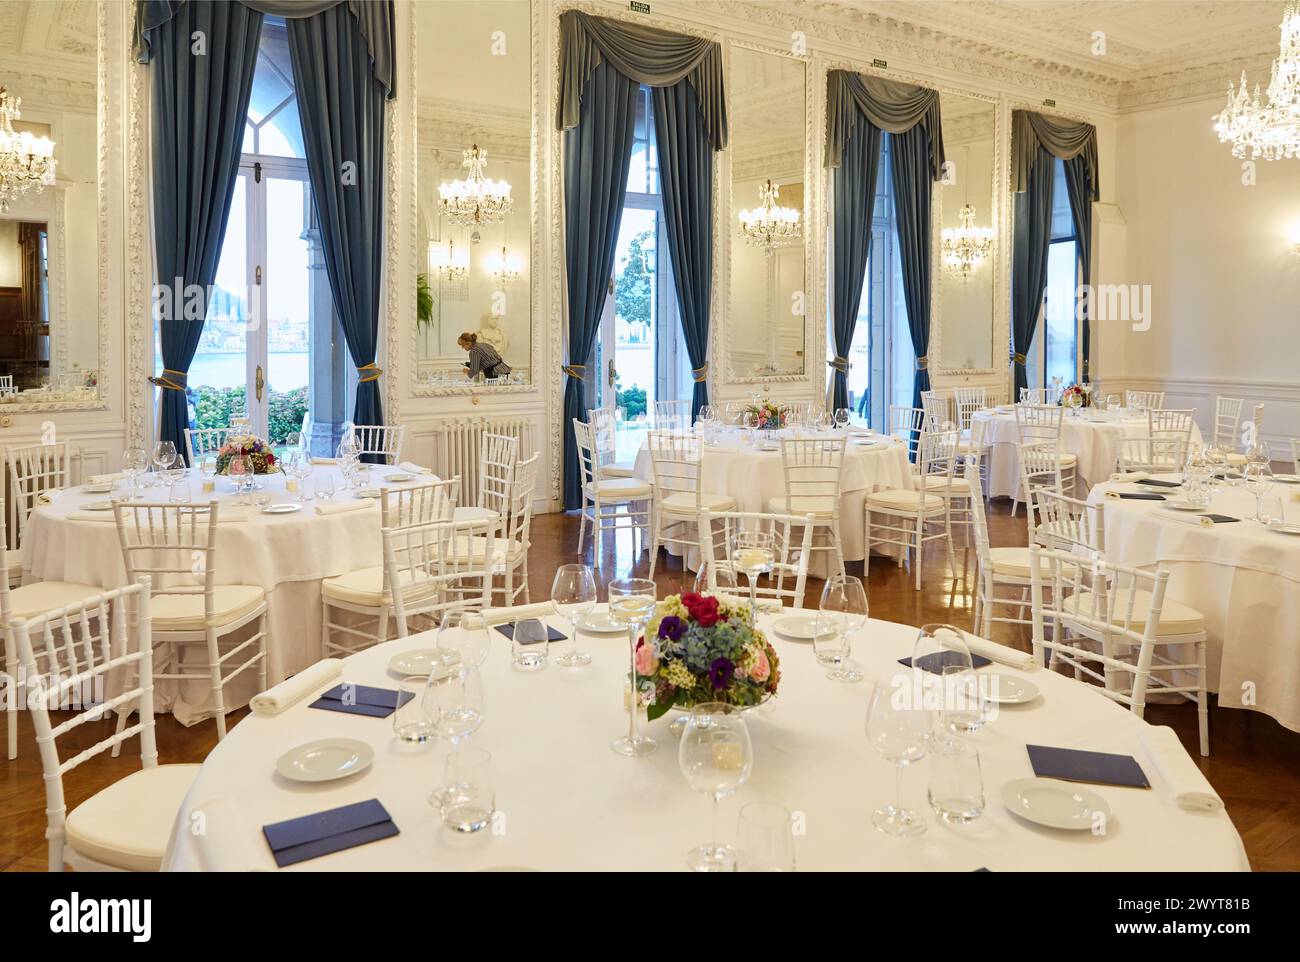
[595,85,691,460]
[839,135,912,430]
[1025,158,1080,390]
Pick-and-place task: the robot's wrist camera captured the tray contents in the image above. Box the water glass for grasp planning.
[550,564,596,668]
[122,447,149,499]
[939,664,990,734]
[424,664,485,744]
[511,617,549,671]
[437,609,492,669]
[440,746,495,834]
[736,801,796,872]
[1257,494,1286,525]
[152,440,177,477]
[392,677,436,743]
[816,574,868,682]
[315,472,336,501]
[678,703,753,872]
[927,735,985,824]
[199,458,218,494]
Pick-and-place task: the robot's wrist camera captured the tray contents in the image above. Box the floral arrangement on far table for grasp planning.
[634,593,781,721]
[743,399,791,430]
[1059,383,1090,408]
[215,434,278,475]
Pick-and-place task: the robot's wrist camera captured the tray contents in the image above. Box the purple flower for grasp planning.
[708,657,735,691]
[658,616,685,642]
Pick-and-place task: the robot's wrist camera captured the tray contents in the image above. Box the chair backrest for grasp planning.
[648,431,702,503]
[1019,387,1049,404]
[13,579,153,871]
[1125,389,1165,411]
[889,405,926,462]
[654,399,691,430]
[572,419,601,491]
[1212,396,1243,449]
[779,437,847,516]
[952,387,988,432]
[698,509,815,607]
[1032,488,1104,554]
[477,432,519,517]
[113,502,220,622]
[962,417,989,475]
[380,514,495,630]
[503,454,540,560]
[919,391,951,432]
[918,428,960,483]
[381,477,459,528]
[965,464,993,571]
[589,407,620,466]
[1014,403,1063,446]
[184,427,235,466]
[1116,435,1185,474]
[344,423,406,465]
[1017,441,1064,524]
[1149,408,1195,441]
[6,441,71,549]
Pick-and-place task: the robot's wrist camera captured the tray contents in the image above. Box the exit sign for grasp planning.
[630,1,650,12]
[1043,98,1056,107]
[872,58,888,69]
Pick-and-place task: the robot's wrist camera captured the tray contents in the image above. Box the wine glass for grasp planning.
[864,678,933,836]
[607,577,658,757]
[122,447,149,499]
[693,559,739,597]
[736,801,796,872]
[678,702,753,872]
[816,574,868,682]
[152,440,177,480]
[833,408,851,432]
[911,623,974,719]
[814,411,832,434]
[551,564,596,668]
[730,529,774,625]
[436,609,492,670]
[227,455,250,504]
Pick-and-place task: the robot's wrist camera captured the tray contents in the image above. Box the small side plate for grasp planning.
[353,488,382,500]
[83,483,115,494]
[275,738,374,783]
[1161,499,1208,512]
[261,503,302,514]
[1267,521,1300,536]
[1000,777,1111,831]
[1272,474,1300,485]
[983,673,1041,705]
[770,615,832,642]
[384,473,414,483]
[576,612,628,634]
[388,647,460,678]
[81,500,115,511]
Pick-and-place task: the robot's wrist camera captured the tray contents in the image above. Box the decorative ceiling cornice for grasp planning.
[0,68,95,112]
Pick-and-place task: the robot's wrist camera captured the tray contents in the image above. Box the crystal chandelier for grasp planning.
[439,145,513,225]
[738,179,800,251]
[1214,1,1300,160]
[0,87,56,214]
[486,244,522,284]
[941,203,995,279]
[428,238,469,280]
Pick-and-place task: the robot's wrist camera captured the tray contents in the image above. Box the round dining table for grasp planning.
[974,407,1204,499]
[1090,473,1300,733]
[19,463,433,725]
[161,609,1248,872]
[631,429,913,576]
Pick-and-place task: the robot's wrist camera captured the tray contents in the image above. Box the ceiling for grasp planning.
[0,0,96,80]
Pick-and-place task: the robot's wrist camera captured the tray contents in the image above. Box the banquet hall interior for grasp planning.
[0,0,1297,879]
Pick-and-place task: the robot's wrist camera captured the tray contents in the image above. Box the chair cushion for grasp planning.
[7,558,22,580]
[766,496,836,519]
[433,535,526,566]
[600,460,636,479]
[585,478,653,500]
[322,566,438,607]
[919,475,968,495]
[65,764,201,871]
[660,492,737,514]
[452,505,497,523]
[866,489,944,512]
[1064,588,1206,636]
[151,585,266,631]
[6,581,104,621]
[988,547,1077,580]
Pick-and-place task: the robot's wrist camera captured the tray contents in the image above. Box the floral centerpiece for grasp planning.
[743,399,790,430]
[634,592,781,721]
[1060,383,1089,408]
[214,434,278,475]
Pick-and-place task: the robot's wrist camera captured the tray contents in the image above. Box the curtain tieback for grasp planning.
[1013,352,1028,366]
[691,364,708,383]
[148,369,188,391]
[828,356,850,374]
[563,364,586,380]
[357,363,383,383]
[915,356,929,372]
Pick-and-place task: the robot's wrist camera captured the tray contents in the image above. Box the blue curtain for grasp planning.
[652,80,714,418]
[1011,146,1056,395]
[1062,154,1094,382]
[147,0,263,463]
[287,2,387,451]
[561,62,639,510]
[889,125,936,412]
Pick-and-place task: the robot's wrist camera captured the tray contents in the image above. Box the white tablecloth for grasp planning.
[19,467,408,724]
[1090,475,1300,733]
[974,409,1204,499]
[162,609,1247,872]
[632,431,913,575]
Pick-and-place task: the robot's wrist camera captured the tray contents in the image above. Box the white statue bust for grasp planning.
[476,312,509,355]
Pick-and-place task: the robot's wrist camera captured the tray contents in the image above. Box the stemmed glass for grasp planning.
[864,678,933,836]
[1243,460,1274,522]
[833,408,851,432]
[607,577,658,757]
[678,702,753,872]
[424,664,487,809]
[551,564,596,668]
[436,609,491,670]
[730,529,774,625]
[122,447,149,499]
[227,455,250,504]
[693,559,739,597]
[815,574,868,682]
[152,440,177,478]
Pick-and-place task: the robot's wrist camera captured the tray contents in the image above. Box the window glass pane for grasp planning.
[247,52,292,124]
[265,177,310,444]
[1044,239,1078,386]
[242,122,255,155]
[1050,158,1074,239]
[259,97,305,158]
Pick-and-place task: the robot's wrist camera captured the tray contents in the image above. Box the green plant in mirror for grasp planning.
[416,272,433,331]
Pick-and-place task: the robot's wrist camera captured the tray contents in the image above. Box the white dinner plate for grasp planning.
[1000,777,1111,831]
[576,612,627,633]
[1266,521,1300,536]
[81,500,115,511]
[1161,499,1209,512]
[384,473,414,483]
[983,673,1040,705]
[388,647,460,678]
[275,738,374,783]
[770,615,833,642]
[353,488,382,499]
[1272,474,1300,485]
[261,503,302,514]
[82,482,115,494]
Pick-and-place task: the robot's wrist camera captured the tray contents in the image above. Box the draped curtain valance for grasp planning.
[134,0,396,98]
[557,9,727,150]
[1011,110,1098,199]
[824,70,945,180]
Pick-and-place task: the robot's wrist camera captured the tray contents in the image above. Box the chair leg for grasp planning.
[1197,640,1210,757]
[377,607,391,645]
[257,613,268,692]
[577,506,588,558]
[320,596,333,659]
[913,514,923,591]
[4,629,15,761]
[648,503,661,579]
[209,629,228,743]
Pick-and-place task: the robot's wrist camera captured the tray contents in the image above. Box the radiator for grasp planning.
[430,418,535,506]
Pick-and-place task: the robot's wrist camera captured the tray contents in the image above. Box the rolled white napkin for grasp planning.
[397,461,435,476]
[68,510,117,522]
[36,489,62,505]
[310,456,337,465]
[475,601,557,627]
[962,633,1038,671]
[314,500,372,516]
[1137,724,1222,812]
[87,472,125,484]
[1110,471,1149,482]
[250,658,343,717]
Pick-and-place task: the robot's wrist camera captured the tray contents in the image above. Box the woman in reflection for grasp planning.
[458,331,511,381]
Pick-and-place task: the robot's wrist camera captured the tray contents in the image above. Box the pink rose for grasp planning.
[748,649,770,684]
[634,639,659,676]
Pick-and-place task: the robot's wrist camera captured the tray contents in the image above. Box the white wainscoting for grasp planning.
[1111,375,1300,452]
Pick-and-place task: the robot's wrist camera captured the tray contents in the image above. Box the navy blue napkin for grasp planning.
[309,683,413,718]
[494,621,567,642]
[899,652,993,674]
[1114,492,1166,500]
[263,798,398,868]
[1135,478,1181,488]
[1199,514,1240,524]
[1026,744,1150,789]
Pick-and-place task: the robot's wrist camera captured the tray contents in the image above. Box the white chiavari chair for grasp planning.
[653,398,692,430]
[184,427,235,466]
[1149,407,1196,445]
[589,407,635,478]
[15,579,204,871]
[889,405,926,466]
[864,429,956,590]
[919,390,952,433]
[1030,545,1210,756]
[0,375,13,395]
[1015,441,1069,529]
[1116,435,1186,475]
[1124,389,1165,411]
[1019,387,1049,404]
[921,419,984,574]
[697,509,816,608]
[1012,404,1077,516]
[968,464,1034,637]
[1,499,103,760]
[769,436,848,578]
[952,387,988,434]
[343,422,406,465]
[1033,488,1105,555]
[113,501,267,743]
[6,441,72,565]
[647,431,736,579]
[573,419,651,567]
[1227,403,1265,467]
[382,514,496,640]
[1212,396,1244,451]
[454,432,518,533]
